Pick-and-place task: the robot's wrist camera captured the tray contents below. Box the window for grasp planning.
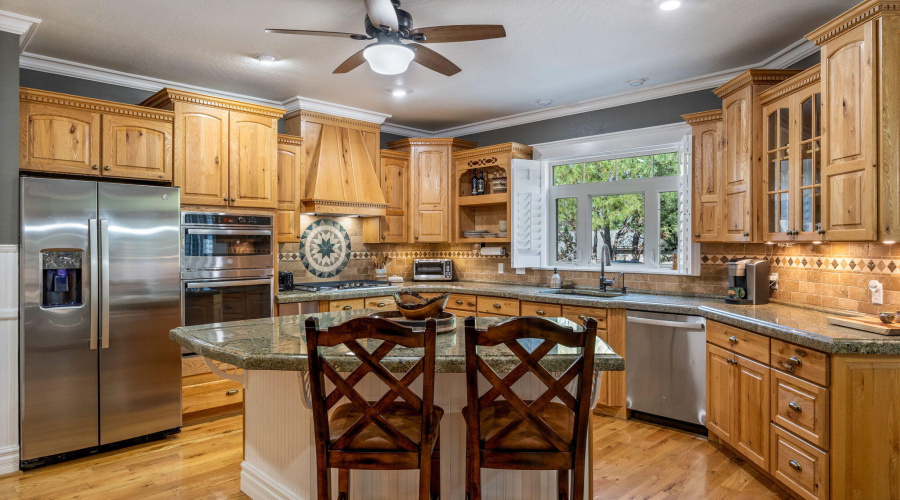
[549,151,688,273]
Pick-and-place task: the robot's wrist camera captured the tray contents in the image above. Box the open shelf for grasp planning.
[458,237,510,243]
[457,193,508,206]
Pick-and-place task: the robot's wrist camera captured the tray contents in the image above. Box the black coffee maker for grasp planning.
[278,271,294,292]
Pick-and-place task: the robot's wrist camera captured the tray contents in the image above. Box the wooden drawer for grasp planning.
[771,370,829,449]
[771,339,829,386]
[561,305,608,330]
[445,308,475,319]
[362,295,396,311]
[477,296,520,317]
[520,301,562,318]
[328,298,365,312]
[771,424,829,500]
[707,321,770,364]
[183,378,243,414]
[447,294,477,311]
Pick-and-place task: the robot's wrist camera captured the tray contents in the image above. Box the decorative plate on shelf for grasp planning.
[299,219,351,278]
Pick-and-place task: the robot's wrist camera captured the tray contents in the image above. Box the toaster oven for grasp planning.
[413,259,453,281]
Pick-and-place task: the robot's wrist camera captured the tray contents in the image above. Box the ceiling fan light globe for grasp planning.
[363,44,415,75]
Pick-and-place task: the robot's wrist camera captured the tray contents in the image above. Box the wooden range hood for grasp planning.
[286,110,387,217]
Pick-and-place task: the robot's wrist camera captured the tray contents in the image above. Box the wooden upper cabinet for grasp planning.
[760,66,824,243]
[276,135,303,243]
[386,138,477,243]
[141,88,285,208]
[101,114,173,181]
[19,88,173,181]
[713,70,801,242]
[363,149,410,243]
[228,111,278,208]
[683,111,724,242]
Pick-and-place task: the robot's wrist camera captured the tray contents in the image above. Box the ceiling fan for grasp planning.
[265,0,506,76]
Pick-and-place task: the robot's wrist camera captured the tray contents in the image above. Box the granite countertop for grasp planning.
[278,282,900,355]
[170,311,624,373]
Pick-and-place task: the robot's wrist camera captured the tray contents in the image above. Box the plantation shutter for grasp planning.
[511,159,545,268]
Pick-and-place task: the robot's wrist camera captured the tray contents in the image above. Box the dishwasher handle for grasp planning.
[626,316,705,330]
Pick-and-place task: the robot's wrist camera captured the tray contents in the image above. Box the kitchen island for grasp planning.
[170,310,624,500]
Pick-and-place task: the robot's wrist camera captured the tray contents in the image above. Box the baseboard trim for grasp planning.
[0,445,19,476]
[241,461,300,500]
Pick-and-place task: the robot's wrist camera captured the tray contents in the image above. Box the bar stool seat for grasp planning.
[463,401,572,452]
[331,402,444,451]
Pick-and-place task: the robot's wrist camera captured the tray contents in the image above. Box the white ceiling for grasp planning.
[1,0,853,131]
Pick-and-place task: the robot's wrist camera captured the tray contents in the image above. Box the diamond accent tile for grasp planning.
[816,258,823,268]
[849,260,857,270]
[868,260,876,271]
[890,261,898,272]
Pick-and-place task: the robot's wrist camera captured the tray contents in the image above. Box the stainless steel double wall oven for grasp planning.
[180,212,275,331]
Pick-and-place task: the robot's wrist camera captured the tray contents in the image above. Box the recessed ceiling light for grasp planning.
[256,54,277,65]
[536,99,554,107]
[392,88,408,97]
[627,78,648,87]
[658,0,682,10]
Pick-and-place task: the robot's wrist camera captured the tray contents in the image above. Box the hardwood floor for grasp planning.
[0,414,788,499]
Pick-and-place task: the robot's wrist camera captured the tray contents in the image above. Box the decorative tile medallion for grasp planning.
[299,219,351,278]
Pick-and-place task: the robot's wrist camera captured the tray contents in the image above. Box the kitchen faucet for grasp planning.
[598,243,616,292]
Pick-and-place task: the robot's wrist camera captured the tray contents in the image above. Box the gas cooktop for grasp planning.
[291,280,393,293]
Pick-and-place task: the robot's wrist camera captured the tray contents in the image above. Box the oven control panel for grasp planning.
[183,212,272,226]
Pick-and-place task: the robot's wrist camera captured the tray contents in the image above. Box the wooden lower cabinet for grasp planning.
[771,424,829,500]
[182,355,242,424]
[706,344,738,444]
[326,298,366,312]
[735,354,770,470]
[476,296,519,317]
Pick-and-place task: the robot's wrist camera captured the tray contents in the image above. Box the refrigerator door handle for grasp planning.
[100,219,111,349]
[89,219,99,350]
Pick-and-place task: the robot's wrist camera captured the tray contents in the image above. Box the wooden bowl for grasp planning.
[393,292,450,320]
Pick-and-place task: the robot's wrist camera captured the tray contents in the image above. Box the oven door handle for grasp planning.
[185,228,272,236]
[185,279,272,289]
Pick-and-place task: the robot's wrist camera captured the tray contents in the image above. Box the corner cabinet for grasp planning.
[20,88,173,181]
[712,70,801,242]
[683,110,725,242]
[807,1,900,242]
[386,138,477,243]
[451,143,533,243]
[141,88,283,208]
[275,134,304,243]
[760,66,825,243]
[363,149,410,243]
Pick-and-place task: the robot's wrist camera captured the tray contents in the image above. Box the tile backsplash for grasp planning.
[280,216,900,314]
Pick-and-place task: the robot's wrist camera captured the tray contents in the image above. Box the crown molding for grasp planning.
[0,10,40,52]
[380,122,432,137]
[281,95,390,125]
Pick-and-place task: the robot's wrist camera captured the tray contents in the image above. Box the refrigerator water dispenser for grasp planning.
[41,250,83,308]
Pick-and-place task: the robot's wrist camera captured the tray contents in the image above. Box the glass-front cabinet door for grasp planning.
[761,70,823,242]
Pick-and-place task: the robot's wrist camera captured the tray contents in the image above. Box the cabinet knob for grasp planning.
[342,305,353,310]
[377,302,386,307]
[382,235,386,240]
[103,166,110,171]
[224,197,228,202]
[226,389,239,396]
[788,460,802,472]
[726,358,737,365]
[578,314,587,320]
[728,335,738,344]
[788,401,802,413]
[743,232,750,237]
[415,235,419,239]
[456,299,464,304]
[536,310,545,315]
[91,165,99,170]
[694,233,700,238]
[231,197,236,202]
[817,229,826,235]
[493,303,502,309]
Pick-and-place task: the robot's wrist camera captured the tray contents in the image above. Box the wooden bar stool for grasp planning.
[462,316,597,500]
[305,316,442,500]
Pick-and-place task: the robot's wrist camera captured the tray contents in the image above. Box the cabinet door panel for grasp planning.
[176,103,229,206]
[411,148,449,242]
[723,95,752,241]
[706,344,736,445]
[229,112,277,209]
[735,354,770,470]
[276,209,298,243]
[20,101,101,176]
[277,141,302,210]
[383,215,407,242]
[101,115,172,181]
[382,156,407,212]
[692,121,725,241]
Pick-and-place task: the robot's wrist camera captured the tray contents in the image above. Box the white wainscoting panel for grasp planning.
[0,245,19,476]
[242,369,591,500]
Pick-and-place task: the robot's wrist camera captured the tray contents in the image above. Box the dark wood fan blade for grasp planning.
[364,0,399,32]
[333,48,368,74]
[410,25,506,43]
[410,43,461,76]
[266,29,369,40]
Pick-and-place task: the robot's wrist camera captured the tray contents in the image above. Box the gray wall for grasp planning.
[20,68,154,105]
[1,33,20,244]
[380,132,408,149]
[789,51,821,70]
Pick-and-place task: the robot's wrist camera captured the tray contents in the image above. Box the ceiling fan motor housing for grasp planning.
[365,7,413,36]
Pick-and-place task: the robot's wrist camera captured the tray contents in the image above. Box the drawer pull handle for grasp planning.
[728,336,738,344]
[788,460,802,472]
[342,305,353,310]
[726,358,737,365]
[456,299,464,304]
[377,302,386,307]
[788,356,803,366]
[226,389,239,396]
[536,310,545,315]
[493,303,502,309]
[788,401,802,412]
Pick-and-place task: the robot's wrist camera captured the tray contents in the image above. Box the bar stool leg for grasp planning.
[558,469,570,500]
[430,435,441,500]
[338,469,350,500]
[317,466,332,500]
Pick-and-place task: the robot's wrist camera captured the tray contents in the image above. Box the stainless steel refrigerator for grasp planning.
[19,177,182,466]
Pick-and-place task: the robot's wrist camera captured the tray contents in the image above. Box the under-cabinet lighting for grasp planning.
[765,241,774,245]
[812,241,822,245]
[659,0,682,10]
[256,54,277,65]
[885,240,897,244]
[392,88,408,97]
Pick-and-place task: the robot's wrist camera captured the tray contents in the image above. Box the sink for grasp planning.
[538,289,627,298]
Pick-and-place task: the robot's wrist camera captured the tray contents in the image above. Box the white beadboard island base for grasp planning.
[240,369,595,500]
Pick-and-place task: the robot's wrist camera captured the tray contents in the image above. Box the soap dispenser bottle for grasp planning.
[550,268,561,289]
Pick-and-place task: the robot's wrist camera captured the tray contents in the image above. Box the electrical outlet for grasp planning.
[870,279,884,305]
[516,267,526,275]
[769,273,779,290]
[498,263,504,274]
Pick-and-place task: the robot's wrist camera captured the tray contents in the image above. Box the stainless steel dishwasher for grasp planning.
[625,311,707,426]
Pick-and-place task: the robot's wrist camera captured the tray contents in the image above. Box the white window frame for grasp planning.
[530,123,699,276]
